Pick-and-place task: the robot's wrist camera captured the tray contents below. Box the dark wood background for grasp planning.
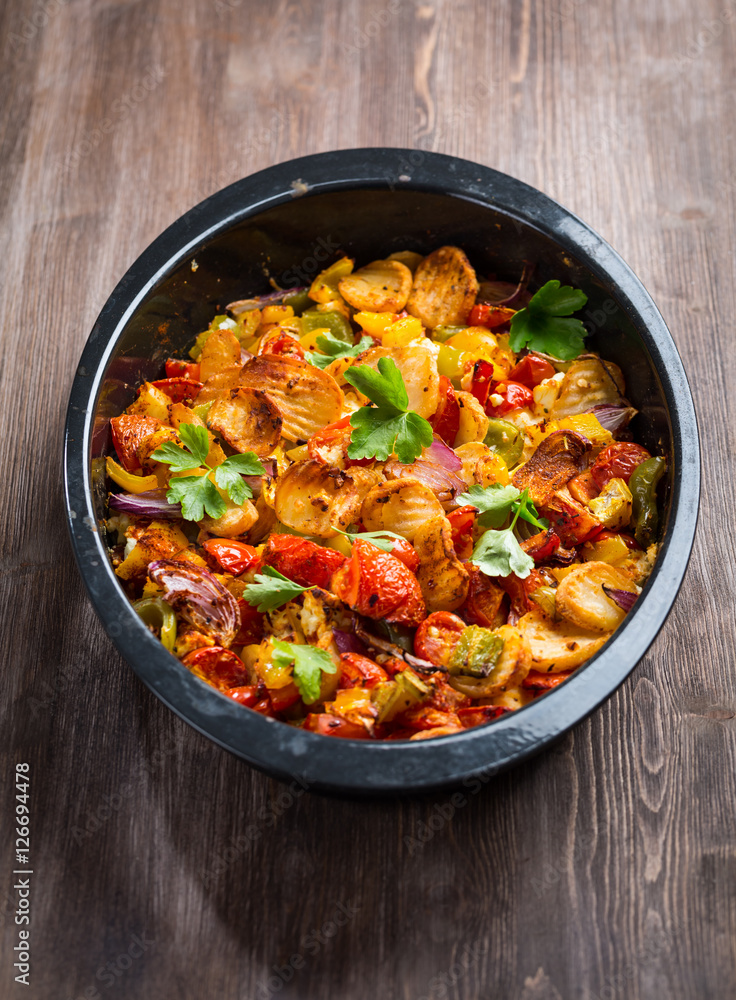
[1,0,733,997]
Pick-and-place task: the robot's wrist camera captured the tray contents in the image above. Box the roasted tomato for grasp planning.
[457,705,507,727]
[151,377,203,403]
[182,647,249,690]
[470,359,495,408]
[387,536,421,573]
[165,358,201,380]
[308,416,372,469]
[262,534,347,590]
[591,442,652,489]
[486,380,534,416]
[507,353,556,388]
[522,670,573,690]
[110,414,161,471]
[595,529,641,551]
[520,528,561,563]
[331,538,426,626]
[467,303,516,328]
[234,600,266,645]
[414,611,465,667]
[338,653,389,690]
[447,505,476,561]
[227,685,259,707]
[203,539,260,576]
[461,566,506,627]
[498,568,550,625]
[431,376,461,445]
[540,491,602,547]
[261,332,305,359]
[303,713,372,738]
[268,683,302,713]
[400,706,461,731]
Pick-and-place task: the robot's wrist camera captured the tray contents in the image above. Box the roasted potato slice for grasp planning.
[550,356,626,419]
[338,259,413,313]
[413,515,470,612]
[350,342,440,418]
[516,607,610,672]
[388,250,423,273]
[454,391,489,446]
[512,429,590,506]
[200,499,259,538]
[238,355,343,442]
[274,460,380,537]
[195,366,242,405]
[554,561,638,632]
[361,478,445,542]
[406,246,479,328]
[448,625,531,698]
[199,326,242,382]
[207,387,282,457]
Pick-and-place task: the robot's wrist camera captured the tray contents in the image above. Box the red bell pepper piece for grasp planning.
[447,504,476,560]
[468,303,516,328]
[202,539,260,576]
[431,376,461,445]
[508,354,555,388]
[151,377,203,403]
[470,359,495,408]
[166,358,201,381]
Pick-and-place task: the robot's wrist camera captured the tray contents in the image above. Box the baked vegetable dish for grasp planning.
[105,246,665,740]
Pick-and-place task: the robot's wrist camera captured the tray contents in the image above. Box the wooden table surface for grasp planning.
[2,0,733,997]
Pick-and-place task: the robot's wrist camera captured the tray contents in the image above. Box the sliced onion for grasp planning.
[149,559,241,646]
[590,404,637,432]
[425,437,463,472]
[353,621,441,674]
[384,459,465,507]
[227,286,308,315]
[108,490,182,519]
[332,628,368,657]
[602,585,638,612]
[478,262,534,308]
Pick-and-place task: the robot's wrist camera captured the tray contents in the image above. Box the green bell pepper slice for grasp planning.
[630,456,666,547]
[132,597,177,652]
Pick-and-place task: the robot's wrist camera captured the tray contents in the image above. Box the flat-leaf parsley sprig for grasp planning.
[458,484,548,531]
[344,357,434,464]
[509,280,589,361]
[271,640,337,704]
[151,423,265,522]
[462,485,547,579]
[242,566,314,612]
[306,331,374,370]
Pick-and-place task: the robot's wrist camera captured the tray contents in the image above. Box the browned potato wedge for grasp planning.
[491,685,535,711]
[274,461,381,537]
[361,478,444,542]
[448,625,531,698]
[413,515,469,612]
[127,382,171,422]
[338,259,413,313]
[195,366,242,405]
[454,391,489,446]
[199,326,242,382]
[350,342,440,418]
[512,429,590,505]
[554,561,638,632]
[516,608,610,672]
[200,499,259,538]
[550,356,626,419]
[406,246,479,328]
[207,387,282,457]
[238,355,343,442]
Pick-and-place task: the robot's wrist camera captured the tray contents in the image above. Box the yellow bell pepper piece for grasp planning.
[354,311,397,337]
[309,257,354,303]
[261,304,294,325]
[106,457,158,494]
[382,315,424,347]
[588,477,633,529]
[299,327,331,352]
[526,413,613,452]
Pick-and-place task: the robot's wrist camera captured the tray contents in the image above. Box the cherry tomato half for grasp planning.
[507,354,556,388]
[227,685,259,708]
[303,714,372,738]
[234,600,266,645]
[262,534,347,590]
[387,536,421,574]
[591,442,652,489]
[461,566,507,627]
[413,611,466,667]
[457,705,507,728]
[182,647,249,691]
[338,653,388,690]
[447,505,476,561]
[331,539,425,627]
[151,377,203,403]
[110,414,161,471]
[165,358,201,381]
[467,303,516,328]
[203,539,260,576]
[522,670,573,690]
[261,332,305,359]
[485,381,534,416]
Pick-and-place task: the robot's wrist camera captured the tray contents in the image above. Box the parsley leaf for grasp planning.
[470,526,534,579]
[151,423,209,473]
[178,423,211,465]
[166,475,226,522]
[271,640,337,705]
[213,452,265,505]
[509,280,589,360]
[242,566,313,612]
[458,484,548,530]
[334,527,405,553]
[344,358,434,463]
[306,332,374,370]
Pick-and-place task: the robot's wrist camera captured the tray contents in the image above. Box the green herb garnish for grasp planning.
[306,332,374,370]
[469,499,535,579]
[271,640,337,704]
[334,527,406,553]
[344,358,434,464]
[458,484,548,531]
[509,280,588,360]
[242,566,313,612]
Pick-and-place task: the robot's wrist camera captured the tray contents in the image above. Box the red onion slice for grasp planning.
[149,559,241,646]
[425,437,463,472]
[108,490,183,519]
[227,286,308,315]
[590,404,638,432]
[602,585,638,612]
[384,459,465,507]
[332,628,369,657]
